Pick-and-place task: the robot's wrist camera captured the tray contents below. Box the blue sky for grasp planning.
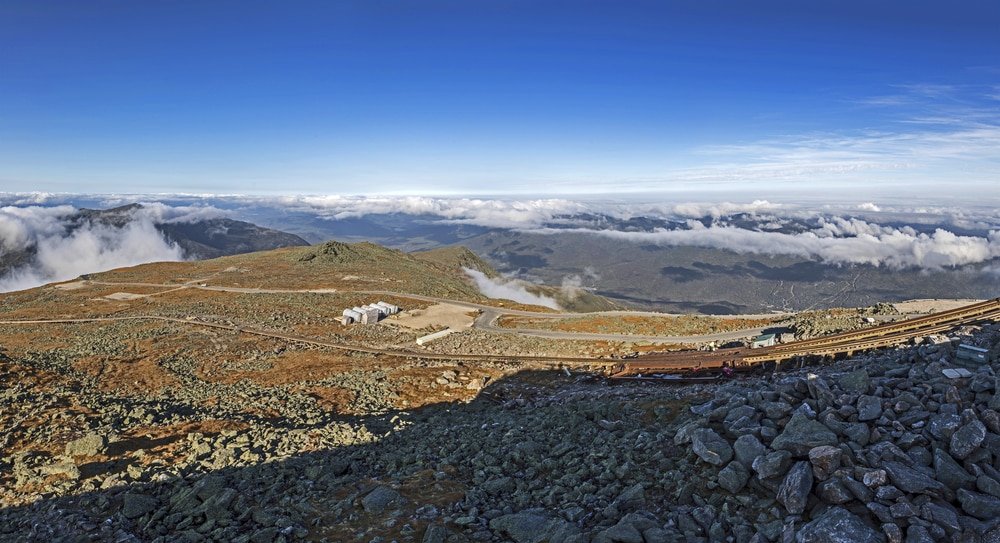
[1,1,998,196]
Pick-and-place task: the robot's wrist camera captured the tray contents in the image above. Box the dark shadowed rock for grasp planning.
[490,511,580,543]
[958,489,1000,519]
[837,370,870,395]
[733,434,767,469]
[933,448,974,490]
[777,461,813,515]
[857,395,883,422]
[122,493,159,519]
[753,450,793,480]
[795,506,884,543]
[718,461,750,494]
[816,478,853,504]
[950,420,986,460]
[808,446,842,480]
[771,413,838,455]
[883,462,947,496]
[362,485,403,514]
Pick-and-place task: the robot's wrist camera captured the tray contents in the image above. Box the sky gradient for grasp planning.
[1,1,998,196]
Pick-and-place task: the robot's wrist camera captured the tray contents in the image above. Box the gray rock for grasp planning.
[950,420,986,460]
[734,435,767,469]
[905,526,933,543]
[795,506,883,542]
[921,502,961,533]
[691,428,734,466]
[883,524,902,543]
[362,485,403,514]
[928,413,961,441]
[423,524,451,543]
[883,461,947,496]
[612,483,645,511]
[777,461,813,515]
[65,433,107,457]
[958,489,1000,519]
[837,369,870,395]
[808,445,842,480]
[594,519,644,543]
[719,461,750,493]
[932,448,974,490]
[489,512,580,543]
[843,423,870,447]
[816,478,853,504]
[857,395,883,422]
[753,450,793,480]
[763,401,793,420]
[771,413,839,455]
[978,475,1000,498]
[122,493,159,519]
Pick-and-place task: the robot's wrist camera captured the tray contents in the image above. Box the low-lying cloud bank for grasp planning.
[463,267,561,310]
[0,204,221,292]
[528,222,1000,270]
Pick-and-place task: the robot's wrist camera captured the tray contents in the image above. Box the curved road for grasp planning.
[84,280,785,344]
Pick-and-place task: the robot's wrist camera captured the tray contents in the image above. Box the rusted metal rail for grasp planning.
[610,298,1000,381]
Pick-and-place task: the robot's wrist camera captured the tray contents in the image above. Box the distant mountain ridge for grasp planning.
[80,203,310,259]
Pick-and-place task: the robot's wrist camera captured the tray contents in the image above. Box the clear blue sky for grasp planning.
[1,1,998,196]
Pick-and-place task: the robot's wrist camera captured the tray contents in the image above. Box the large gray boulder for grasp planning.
[361,485,404,514]
[718,461,750,493]
[771,413,838,455]
[490,511,581,543]
[122,493,159,519]
[690,428,734,466]
[950,420,986,460]
[795,506,884,543]
[777,461,813,515]
[856,395,883,422]
[883,462,947,496]
[753,450,793,480]
[958,489,1000,519]
[733,434,767,469]
[933,448,975,490]
[65,433,107,457]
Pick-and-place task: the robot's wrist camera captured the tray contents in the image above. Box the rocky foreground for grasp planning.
[3,322,1000,542]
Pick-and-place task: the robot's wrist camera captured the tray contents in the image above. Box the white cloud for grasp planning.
[0,205,187,292]
[526,223,1000,270]
[463,267,561,309]
[857,202,881,212]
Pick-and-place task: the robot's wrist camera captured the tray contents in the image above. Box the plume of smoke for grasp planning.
[560,275,584,301]
[0,205,187,292]
[463,267,561,309]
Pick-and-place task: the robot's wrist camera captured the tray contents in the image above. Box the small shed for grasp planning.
[751,333,777,349]
[343,309,363,324]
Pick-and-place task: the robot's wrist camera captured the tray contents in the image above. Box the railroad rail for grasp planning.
[610,298,1000,380]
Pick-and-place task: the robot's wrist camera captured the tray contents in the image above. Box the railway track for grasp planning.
[611,298,1000,380]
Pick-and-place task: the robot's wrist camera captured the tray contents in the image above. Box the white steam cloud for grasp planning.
[463,267,561,310]
[0,204,205,292]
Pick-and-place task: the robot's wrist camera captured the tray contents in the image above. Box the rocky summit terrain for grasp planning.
[2,307,1000,541]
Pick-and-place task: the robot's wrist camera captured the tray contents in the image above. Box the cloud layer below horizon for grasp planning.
[0,195,998,294]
